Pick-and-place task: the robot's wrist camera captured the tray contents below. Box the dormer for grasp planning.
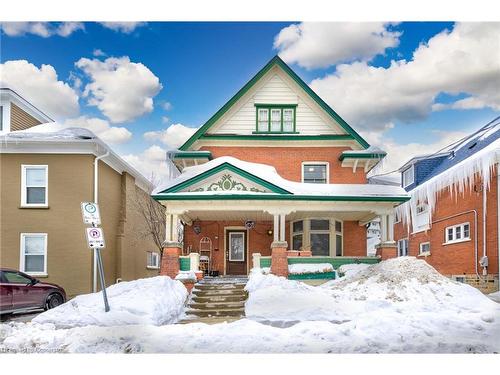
[0,88,53,134]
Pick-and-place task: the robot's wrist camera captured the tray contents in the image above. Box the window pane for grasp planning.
[26,168,46,186]
[229,233,245,261]
[303,164,327,183]
[25,236,45,254]
[27,187,46,204]
[25,255,44,273]
[447,228,453,241]
[455,226,462,239]
[311,233,329,256]
[257,109,269,132]
[270,109,281,131]
[463,224,470,238]
[292,234,303,251]
[335,221,342,233]
[310,219,329,231]
[292,220,303,233]
[335,234,342,256]
[283,109,294,132]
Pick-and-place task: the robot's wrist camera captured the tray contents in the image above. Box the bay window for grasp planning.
[290,218,343,256]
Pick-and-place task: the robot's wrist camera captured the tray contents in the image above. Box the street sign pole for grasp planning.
[95,245,110,312]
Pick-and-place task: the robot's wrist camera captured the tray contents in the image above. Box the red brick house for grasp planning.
[152,56,409,278]
[393,117,500,293]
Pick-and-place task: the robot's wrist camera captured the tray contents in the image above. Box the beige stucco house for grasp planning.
[0,88,163,298]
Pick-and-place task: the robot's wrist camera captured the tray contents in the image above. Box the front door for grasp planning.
[225,230,247,275]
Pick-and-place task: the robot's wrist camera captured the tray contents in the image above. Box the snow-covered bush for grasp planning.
[288,263,333,275]
[32,276,188,328]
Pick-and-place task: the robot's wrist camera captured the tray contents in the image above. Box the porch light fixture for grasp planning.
[245,220,255,229]
[193,220,201,234]
[267,229,273,236]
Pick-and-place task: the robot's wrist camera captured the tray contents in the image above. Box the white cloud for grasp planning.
[309,23,500,133]
[0,22,84,37]
[76,56,162,123]
[0,60,79,119]
[93,49,107,57]
[63,116,132,144]
[121,145,175,186]
[274,22,400,69]
[99,22,146,34]
[161,101,173,111]
[143,123,198,149]
[161,116,170,124]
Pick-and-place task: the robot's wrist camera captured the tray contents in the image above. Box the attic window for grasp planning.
[402,165,414,188]
[254,104,297,134]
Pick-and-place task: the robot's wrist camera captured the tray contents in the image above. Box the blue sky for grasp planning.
[1,21,499,178]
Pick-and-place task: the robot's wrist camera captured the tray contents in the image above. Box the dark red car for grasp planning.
[0,268,66,315]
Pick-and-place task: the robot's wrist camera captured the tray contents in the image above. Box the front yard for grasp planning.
[1,257,499,353]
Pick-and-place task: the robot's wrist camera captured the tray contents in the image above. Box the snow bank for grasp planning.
[288,263,333,274]
[245,257,500,324]
[489,291,500,303]
[32,276,188,328]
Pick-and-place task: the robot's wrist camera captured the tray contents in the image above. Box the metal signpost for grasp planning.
[81,202,110,312]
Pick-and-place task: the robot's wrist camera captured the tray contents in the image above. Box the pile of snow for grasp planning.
[245,257,500,325]
[489,291,500,303]
[32,276,187,328]
[288,263,333,275]
[175,271,196,281]
[336,263,371,279]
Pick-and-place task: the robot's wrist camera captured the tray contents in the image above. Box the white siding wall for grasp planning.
[211,68,345,135]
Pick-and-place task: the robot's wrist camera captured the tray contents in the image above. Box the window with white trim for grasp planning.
[445,222,470,244]
[419,242,430,255]
[20,233,47,275]
[310,219,330,256]
[302,163,328,184]
[21,165,48,207]
[402,165,414,188]
[290,218,342,256]
[292,220,303,251]
[257,108,269,132]
[147,251,160,269]
[397,238,408,257]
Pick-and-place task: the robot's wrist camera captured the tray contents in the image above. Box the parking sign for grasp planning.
[85,227,106,249]
[81,202,101,225]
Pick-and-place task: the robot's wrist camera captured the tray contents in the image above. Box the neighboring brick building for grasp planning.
[153,56,409,277]
[393,117,500,293]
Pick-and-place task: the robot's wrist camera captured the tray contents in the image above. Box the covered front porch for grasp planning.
[158,197,400,278]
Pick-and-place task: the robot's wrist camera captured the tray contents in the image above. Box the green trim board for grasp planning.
[339,152,387,161]
[199,134,355,141]
[179,55,370,150]
[173,151,213,160]
[157,162,292,195]
[153,193,410,203]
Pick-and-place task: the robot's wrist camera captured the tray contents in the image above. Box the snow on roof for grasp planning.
[396,118,500,228]
[368,172,401,186]
[341,145,386,155]
[1,126,152,191]
[154,156,408,198]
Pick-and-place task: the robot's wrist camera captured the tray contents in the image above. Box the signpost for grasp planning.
[81,202,110,312]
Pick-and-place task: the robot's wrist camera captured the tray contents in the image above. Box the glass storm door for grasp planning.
[226,230,247,275]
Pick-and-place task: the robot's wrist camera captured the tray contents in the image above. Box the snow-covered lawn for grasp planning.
[1,258,499,353]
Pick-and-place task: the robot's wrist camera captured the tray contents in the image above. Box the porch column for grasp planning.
[161,210,183,279]
[279,214,286,242]
[273,214,279,242]
[376,213,397,260]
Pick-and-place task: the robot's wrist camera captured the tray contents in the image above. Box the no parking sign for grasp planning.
[85,227,106,249]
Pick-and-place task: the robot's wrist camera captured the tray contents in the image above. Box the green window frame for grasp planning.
[254,104,298,134]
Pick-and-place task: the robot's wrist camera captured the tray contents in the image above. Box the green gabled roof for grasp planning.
[157,162,292,194]
[179,55,370,151]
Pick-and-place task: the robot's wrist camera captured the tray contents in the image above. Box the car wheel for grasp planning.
[46,293,64,310]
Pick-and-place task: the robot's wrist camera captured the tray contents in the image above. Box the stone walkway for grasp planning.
[178,276,248,324]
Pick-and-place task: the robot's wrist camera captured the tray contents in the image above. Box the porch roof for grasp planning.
[153,156,409,204]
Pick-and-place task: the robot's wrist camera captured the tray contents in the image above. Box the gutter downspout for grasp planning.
[497,163,499,285]
[93,147,110,293]
[482,179,488,275]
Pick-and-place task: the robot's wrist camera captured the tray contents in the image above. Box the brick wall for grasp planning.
[343,221,368,256]
[394,169,499,280]
[201,146,367,184]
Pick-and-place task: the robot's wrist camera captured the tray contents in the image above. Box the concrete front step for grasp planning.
[178,316,242,325]
[194,284,246,291]
[186,308,245,318]
[189,301,245,310]
[192,295,246,303]
[193,289,247,297]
